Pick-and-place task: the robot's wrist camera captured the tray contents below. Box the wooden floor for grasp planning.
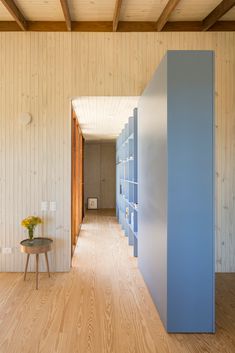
[0,210,235,353]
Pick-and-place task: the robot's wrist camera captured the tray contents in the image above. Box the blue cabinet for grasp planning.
[116,108,138,257]
[138,51,215,333]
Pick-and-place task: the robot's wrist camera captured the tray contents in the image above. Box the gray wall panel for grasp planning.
[84,142,116,209]
[84,143,101,208]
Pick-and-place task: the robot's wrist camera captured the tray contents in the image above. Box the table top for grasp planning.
[20,237,53,248]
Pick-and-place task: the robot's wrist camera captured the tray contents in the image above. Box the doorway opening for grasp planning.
[71,96,139,225]
[70,91,235,338]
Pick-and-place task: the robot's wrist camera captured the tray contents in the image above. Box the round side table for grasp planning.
[20,237,53,290]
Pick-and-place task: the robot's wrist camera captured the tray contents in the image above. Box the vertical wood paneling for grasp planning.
[0,32,234,272]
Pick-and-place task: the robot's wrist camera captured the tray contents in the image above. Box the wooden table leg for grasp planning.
[45,252,50,277]
[24,254,30,281]
[36,254,39,290]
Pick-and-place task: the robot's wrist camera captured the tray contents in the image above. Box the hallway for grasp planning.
[71,210,168,353]
[0,211,235,353]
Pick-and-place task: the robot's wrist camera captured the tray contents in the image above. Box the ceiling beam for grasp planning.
[163,21,203,31]
[208,20,235,30]
[0,21,235,32]
[156,0,181,31]
[203,0,235,31]
[113,0,123,32]
[0,0,27,30]
[60,0,71,31]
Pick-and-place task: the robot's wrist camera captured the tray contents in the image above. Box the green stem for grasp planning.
[28,227,34,240]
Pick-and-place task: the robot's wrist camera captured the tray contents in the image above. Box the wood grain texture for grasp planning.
[163,20,235,31]
[71,111,84,250]
[72,96,139,140]
[221,4,235,19]
[119,0,169,21]
[60,0,71,31]
[163,20,203,31]
[0,0,27,30]
[113,0,123,32]
[0,32,234,272]
[0,212,235,352]
[69,0,116,21]
[169,0,222,21]
[156,0,181,31]
[0,32,72,272]
[0,0,12,20]
[0,0,227,23]
[11,0,65,21]
[203,0,235,30]
[0,20,235,31]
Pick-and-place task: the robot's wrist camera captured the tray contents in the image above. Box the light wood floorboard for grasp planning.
[0,210,235,353]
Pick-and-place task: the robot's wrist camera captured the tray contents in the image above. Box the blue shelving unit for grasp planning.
[116,108,138,257]
[138,51,214,333]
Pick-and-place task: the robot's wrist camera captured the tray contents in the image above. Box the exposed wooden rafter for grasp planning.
[113,0,123,32]
[0,1,234,33]
[0,21,235,32]
[0,0,27,30]
[203,0,235,31]
[156,0,181,31]
[60,0,71,31]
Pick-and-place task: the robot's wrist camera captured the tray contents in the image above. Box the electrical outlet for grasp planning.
[50,201,56,211]
[41,201,48,211]
[2,247,12,254]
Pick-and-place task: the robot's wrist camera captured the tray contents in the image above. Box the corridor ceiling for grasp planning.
[72,96,139,141]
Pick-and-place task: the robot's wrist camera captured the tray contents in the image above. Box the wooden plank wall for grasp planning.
[0,32,234,272]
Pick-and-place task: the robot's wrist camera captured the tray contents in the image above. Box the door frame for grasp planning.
[71,108,84,256]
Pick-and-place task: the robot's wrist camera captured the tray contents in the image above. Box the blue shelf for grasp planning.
[116,108,138,257]
[138,51,214,333]
[128,223,138,238]
[120,179,137,184]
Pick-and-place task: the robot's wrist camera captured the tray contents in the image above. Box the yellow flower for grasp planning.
[21,216,42,230]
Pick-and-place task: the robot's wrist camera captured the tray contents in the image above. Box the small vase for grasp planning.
[28,228,34,240]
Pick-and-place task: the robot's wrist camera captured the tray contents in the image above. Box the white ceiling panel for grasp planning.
[169,0,222,21]
[14,0,64,21]
[72,96,139,141]
[69,0,116,21]
[120,0,168,22]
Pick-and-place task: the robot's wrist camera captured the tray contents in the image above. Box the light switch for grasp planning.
[41,201,48,211]
[2,247,12,254]
[50,201,56,212]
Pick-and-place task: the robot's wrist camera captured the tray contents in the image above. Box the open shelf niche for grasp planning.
[116,107,138,257]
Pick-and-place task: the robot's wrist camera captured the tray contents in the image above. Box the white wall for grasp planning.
[84,142,116,209]
[0,32,234,271]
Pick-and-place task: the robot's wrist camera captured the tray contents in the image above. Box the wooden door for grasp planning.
[71,110,84,255]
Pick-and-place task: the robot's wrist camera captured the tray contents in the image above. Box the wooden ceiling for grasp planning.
[0,0,235,32]
[72,96,139,140]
